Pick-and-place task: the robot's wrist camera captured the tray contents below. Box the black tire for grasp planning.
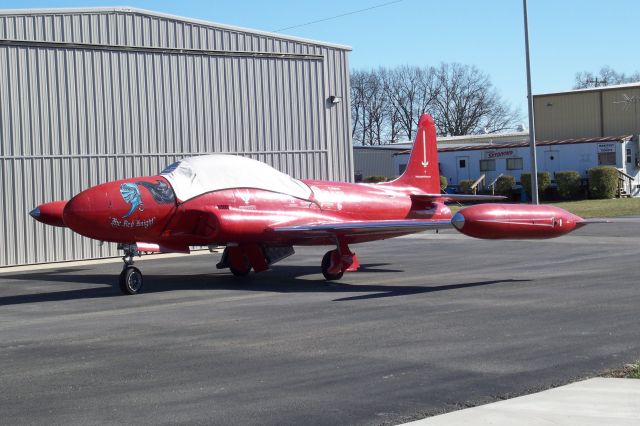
[321,250,343,281]
[229,256,251,277]
[119,266,143,295]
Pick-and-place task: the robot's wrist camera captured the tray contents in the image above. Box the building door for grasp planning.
[456,156,470,183]
[544,150,559,174]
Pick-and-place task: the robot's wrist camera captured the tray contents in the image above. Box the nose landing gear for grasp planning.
[118,245,143,295]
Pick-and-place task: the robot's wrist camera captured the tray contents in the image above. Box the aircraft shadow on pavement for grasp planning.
[0,263,530,305]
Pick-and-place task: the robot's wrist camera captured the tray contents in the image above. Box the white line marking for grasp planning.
[421,129,428,167]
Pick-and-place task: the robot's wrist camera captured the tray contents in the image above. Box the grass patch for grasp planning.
[448,198,640,218]
[602,362,640,379]
[548,198,640,218]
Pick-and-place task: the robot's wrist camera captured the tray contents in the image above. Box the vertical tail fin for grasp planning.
[382,114,441,194]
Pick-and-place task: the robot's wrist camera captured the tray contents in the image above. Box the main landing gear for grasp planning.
[216,245,295,277]
[118,245,143,295]
[320,241,360,281]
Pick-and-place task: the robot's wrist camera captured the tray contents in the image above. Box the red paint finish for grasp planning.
[62,177,177,243]
[30,200,67,227]
[452,204,585,239]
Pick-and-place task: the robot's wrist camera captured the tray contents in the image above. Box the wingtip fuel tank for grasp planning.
[451,204,585,239]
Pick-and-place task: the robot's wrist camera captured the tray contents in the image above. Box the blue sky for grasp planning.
[4,0,640,118]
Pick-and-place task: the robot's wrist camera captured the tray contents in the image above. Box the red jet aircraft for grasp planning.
[31,114,587,295]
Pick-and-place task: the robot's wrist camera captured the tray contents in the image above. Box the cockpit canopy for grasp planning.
[160,154,313,202]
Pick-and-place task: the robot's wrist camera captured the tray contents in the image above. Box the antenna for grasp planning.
[585,77,608,87]
[613,94,640,112]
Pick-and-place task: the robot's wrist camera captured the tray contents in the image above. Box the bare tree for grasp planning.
[384,96,402,143]
[350,63,519,144]
[574,66,640,88]
[350,70,367,144]
[383,66,438,140]
[364,69,387,145]
[431,63,520,136]
[350,69,388,145]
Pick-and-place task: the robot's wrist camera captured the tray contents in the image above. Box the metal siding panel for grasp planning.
[534,93,601,140]
[0,49,8,157]
[602,88,640,136]
[353,149,397,178]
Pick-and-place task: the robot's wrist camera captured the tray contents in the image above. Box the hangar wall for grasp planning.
[534,84,640,140]
[0,7,353,266]
[353,147,404,180]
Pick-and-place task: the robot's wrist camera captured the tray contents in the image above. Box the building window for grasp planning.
[626,148,632,164]
[398,164,407,175]
[598,152,616,166]
[506,157,523,170]
[480,159,496,172]
[459,159,466,168]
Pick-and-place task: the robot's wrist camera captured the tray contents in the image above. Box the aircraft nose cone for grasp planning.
[451,211,465,230]
[29,207,40,219]
[63,191,96,231]
[63,184,118,239]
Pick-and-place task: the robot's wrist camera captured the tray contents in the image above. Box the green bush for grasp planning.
[494,175,515,196]
[363,175,390,183]
[440,175,448,192]
[521,172,551,199]
[458,179,474,194]
[588,166,618,199]
[555,170,582,200]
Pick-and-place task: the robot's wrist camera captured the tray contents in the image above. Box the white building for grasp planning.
[354,131,529,181]
[392,135,638,196]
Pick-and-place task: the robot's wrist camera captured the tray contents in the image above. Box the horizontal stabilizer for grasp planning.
[580,219,610,224]
[411,194,507,202]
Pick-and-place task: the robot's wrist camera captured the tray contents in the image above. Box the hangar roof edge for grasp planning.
[535,82,640,98]
[392,135,633,155]
[0,6,353,51]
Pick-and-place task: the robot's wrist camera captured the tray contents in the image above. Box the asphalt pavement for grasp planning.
[1,219,639,425]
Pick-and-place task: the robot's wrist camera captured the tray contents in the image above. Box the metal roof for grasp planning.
[534,82,640,98]
[390,131,530,147]
[353,145,409,151]
[393,135,633,155]
[0,6,352,51]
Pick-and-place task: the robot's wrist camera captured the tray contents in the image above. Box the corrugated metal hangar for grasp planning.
[0,7,352,267]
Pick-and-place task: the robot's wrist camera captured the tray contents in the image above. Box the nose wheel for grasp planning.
[119,266,144,295]
[118,245,144,295]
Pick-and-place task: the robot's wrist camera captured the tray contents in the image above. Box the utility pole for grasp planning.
[523,0,539,204]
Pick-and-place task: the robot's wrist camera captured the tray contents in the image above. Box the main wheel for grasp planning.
[119,266,144,295]
[321,250,344,281]
[230,264,251,276]
[229,256,251,277]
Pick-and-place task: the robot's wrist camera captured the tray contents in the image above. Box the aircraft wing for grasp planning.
[270,219,452,237]
[411,193,507,202]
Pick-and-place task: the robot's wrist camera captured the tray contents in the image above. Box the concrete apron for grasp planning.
[402,378,640,426]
